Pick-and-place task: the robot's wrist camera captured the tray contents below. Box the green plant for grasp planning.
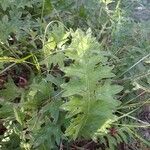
[0,0,150,150]
[60,29,123,140]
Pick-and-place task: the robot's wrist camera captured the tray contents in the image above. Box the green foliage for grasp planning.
[0,75,64,149]
[0,0,41,43]
[60,29,123,139]
[42,23,68,68]
[0,0,150,149]
[0,77,21,101]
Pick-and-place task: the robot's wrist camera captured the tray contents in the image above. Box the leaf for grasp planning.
[96,81,123,108]
[61,29,122,139]
[118,129,128,143]
[0,0,11,11]
[13,0,33,9]
[51,23,68,45]
[61,97,85,118]
[26,77,53,109]
[14,107,24,125]
[106,135,116,150]
[0,77,21,101]
[42,23,68,68]
[40,100,63,124]
[61,79,85,97]
[46,74,63,86]
[0,101,14,118]
[34,123,62,149]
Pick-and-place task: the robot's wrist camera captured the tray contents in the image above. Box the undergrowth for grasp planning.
[0,0,150,150]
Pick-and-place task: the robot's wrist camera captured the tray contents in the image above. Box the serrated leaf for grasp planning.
[61,29,122,139]
[46,74,63,86]
[0,77,21,101]
[0,101,14,118]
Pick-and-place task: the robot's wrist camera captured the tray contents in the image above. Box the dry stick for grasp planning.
[0,63,16,74]
[119,101,150,109]
[120,91,146,107]
[117,99,150,121]
[116,111,149,125]
[113,71,150,83]
[119,53,150,77]
[0,54,33,75]
[133,81,150,93]
[0,42,19,58]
